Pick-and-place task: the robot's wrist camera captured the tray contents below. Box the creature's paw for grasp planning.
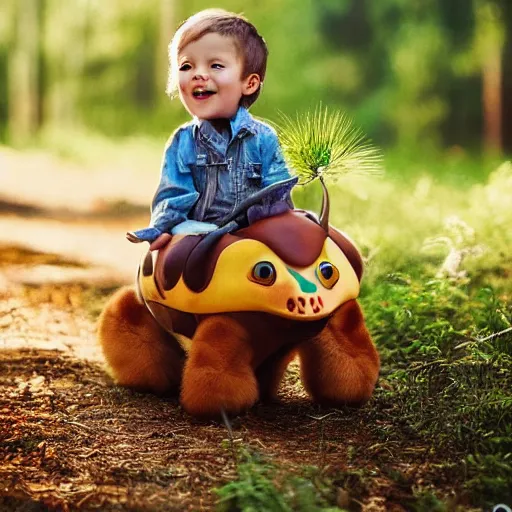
[180,366,258,418]
[97,286,184,394]
[299,300,380,407]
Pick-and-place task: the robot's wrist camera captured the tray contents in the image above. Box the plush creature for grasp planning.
[97,107,381,418]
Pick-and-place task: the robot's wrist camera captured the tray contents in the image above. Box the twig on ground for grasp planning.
[454,326,512,350]
[306,412,336,421]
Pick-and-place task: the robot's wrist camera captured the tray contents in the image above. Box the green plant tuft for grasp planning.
[275,105,383,184]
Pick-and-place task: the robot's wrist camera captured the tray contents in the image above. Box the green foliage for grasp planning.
[406,489,448,512]
[3,0,511,151]
[363,272,511,433]
[361,272,512,507]
[281,158,512,508]
[296,157,512,488]
[215,455,290,512]
[464,452,512,507]
[215,451,343,512]
[361,277,469,362]
[276,106,382,184]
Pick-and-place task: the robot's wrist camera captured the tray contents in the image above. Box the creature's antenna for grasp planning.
[276,105,382,230]
[318,176,330,232]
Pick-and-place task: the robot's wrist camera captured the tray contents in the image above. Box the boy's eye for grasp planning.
[179,63,191,71]
[211,63,224,69]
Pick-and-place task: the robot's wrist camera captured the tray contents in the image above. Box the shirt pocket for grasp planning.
[192,153,208,193]
[243,162,262,194]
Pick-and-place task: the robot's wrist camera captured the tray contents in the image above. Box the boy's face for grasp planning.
[177,32,260,120]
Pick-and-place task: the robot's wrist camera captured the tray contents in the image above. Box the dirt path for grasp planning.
[0,211,145,360]
[0,144,158,213]
[0,215,146,284]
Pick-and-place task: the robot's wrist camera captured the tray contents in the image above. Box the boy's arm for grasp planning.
[244,128,298,224]
[128,130,200,243]
[261,129,294,188]
[260,129,297,209]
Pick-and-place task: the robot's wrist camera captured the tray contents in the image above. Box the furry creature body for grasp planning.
[98,209,380,417]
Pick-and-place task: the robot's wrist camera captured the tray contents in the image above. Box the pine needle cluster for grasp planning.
[275,105,383,184]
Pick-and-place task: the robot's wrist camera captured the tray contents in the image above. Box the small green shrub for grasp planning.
[215,451,343,512]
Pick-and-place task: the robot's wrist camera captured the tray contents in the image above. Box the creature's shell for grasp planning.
[137,210,362,321]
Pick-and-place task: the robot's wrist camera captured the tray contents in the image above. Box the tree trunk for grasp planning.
[156,0,176,95]
[8,0,41,144]
[482,48,502,153]
[43,0,88,130]
[475,0,505,155]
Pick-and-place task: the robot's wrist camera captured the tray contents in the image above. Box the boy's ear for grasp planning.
[242,73,261,96]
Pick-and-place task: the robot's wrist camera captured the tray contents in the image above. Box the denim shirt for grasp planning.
[132,107,296,242]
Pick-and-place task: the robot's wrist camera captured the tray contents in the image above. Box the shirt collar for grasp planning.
[229,106,256,138]
[192,106,256,140]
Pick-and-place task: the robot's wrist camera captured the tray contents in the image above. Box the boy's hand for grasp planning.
[149,233,172,251]
[126,231,143,243]
[126,227,162,244]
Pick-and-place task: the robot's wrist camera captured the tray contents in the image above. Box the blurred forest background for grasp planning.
[1,0,511,159]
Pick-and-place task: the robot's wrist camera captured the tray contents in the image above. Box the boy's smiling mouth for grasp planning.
[192,88,216,99]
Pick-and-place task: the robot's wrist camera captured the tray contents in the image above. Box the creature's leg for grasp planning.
[298,300,380,406]
[181,315,258,417]
[255,346,296,402]
[97,286,185,394]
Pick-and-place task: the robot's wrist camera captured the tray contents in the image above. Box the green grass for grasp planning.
[215,449,343,512]
[333,159,511,508]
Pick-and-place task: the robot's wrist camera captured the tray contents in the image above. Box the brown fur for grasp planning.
[98,289,380,418]
[181,316,258,416]
[298,300,380,406]
[97,287,185,394]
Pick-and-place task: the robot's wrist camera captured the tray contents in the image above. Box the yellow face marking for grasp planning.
[139,237,360,320]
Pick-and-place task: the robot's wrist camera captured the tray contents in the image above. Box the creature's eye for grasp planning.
[249,261,276,286]
[316,261,339,289]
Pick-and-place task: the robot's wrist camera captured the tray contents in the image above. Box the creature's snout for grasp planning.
[286,295,324,315]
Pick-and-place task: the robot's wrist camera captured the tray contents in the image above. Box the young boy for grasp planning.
[127,8,296,250]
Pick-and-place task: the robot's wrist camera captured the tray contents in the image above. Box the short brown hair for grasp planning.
[167,9,268,108]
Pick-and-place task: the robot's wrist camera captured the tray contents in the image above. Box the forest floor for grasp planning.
[0,146,490,511]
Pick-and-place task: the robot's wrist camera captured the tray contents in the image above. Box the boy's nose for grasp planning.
[193,70,209,81]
